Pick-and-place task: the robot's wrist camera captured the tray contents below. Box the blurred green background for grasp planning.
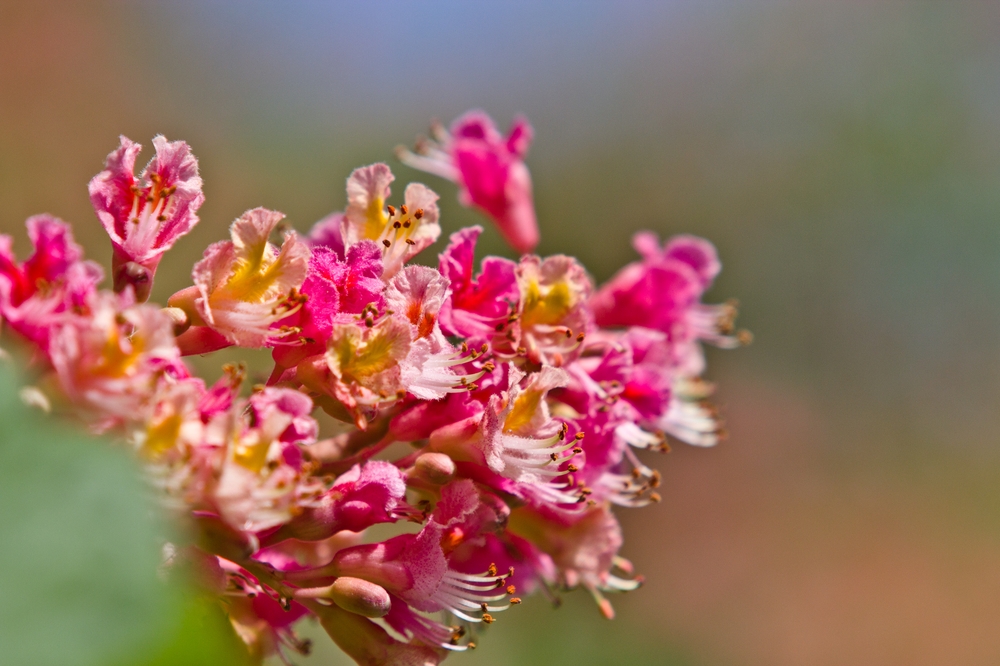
[3,2,1000,664]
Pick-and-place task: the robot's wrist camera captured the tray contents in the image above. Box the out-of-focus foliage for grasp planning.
[0,363,245,666]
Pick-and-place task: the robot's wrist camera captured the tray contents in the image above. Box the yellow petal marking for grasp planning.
[520,278,573,328]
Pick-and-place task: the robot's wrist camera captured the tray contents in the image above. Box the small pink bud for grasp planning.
[411,452,455,485]
[112,257,154,302]
[161,306,190,335]
[297,577,391,618]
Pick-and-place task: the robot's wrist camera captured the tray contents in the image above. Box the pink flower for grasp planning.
[297,305,486,428]
[213,388,324,532]
[249,386,318,446]
[0,215,103,349]
[385,265,451,351]
[302,480,514,626]
[437,226,519,353]
[591,231,745,376]
[271,240,385,375]
[49,292,182,429]
[562,328,719,467]
[134,374,255,514]
[169,208,310,349]
[385,266,491,400]
[138,377,208,461]
[508,504,639,619]
[339,163,441,280]
[389,391,483,443]
[622,327,723,447]
[307,211,347,257]
[219,560,313,661]
[297,313,411,427]
[89,136,204,301]
[268,461,407,543]
[514,254,593,367]
[430,365,582,505]
[398,111,539,253]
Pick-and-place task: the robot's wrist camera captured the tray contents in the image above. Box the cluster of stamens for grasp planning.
[380,204,423,250]
[128,173,177,228]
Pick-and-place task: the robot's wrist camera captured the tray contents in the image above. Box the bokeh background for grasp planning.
[3,2,1000,665]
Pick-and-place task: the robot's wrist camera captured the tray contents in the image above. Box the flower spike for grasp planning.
[2,121,747,665]
[398,111,539,253]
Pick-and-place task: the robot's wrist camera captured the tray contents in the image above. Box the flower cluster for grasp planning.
[0,111,747,665]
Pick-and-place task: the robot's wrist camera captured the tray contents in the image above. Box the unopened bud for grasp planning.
[113,260,154,302]
[328,577,391,618]
[161,307,190,335]
[166,286,208,327]
[411,452,456,485]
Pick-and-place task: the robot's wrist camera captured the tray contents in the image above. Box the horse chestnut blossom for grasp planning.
[89,135,204,302]
[0,112,749,666]
[397,111,538,254]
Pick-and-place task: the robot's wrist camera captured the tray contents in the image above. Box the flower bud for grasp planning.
[161,306,190,335]
[410,452,456,485]
[113,258,153,302]
[329,576,392,618]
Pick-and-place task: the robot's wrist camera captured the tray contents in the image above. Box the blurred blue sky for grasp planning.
[150,2,703,124]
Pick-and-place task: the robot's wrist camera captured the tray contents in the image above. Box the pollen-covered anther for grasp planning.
[717,304,738,334]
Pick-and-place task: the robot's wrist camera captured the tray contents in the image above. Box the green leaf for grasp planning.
[0,364,246,666]
[119,594,250,666]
